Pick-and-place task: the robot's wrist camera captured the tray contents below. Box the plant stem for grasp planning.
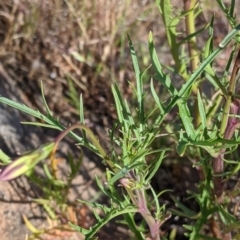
[183,0,201,127]
[219,49,240,137]
[54,123,115,170]
[184,0,199,86]
[212,49,240,240]
[213,49,240,200]
[120,172,161,240]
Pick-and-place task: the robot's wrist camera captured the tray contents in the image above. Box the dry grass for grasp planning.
[0,0,161,128]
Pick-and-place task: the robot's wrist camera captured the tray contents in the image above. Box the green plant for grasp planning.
[1,0,240,240]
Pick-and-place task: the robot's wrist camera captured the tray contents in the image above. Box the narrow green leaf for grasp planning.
[179,22,210,45]
[84,206,137,240]
[43,163,53,180]
[229,0,235,18]
[0,97,53,123]
[225,46,237,73]
[79,94,84,123]
[124,99,140,139]
[92,208,102,222]
[219,24,240,48]
[112,84,133,129]
[176,140,189,157]
[197,91,207,129]
[69,222,90,234]
[34,198,56,219]
[148,32,178,96]
[197,234,223,240]
[171,196,199,219]
[111,84,127,131]
[79,94,87,140]
[146,151,166,182]
[216,0,227,12]
[127,35,144,127]
[21,122,60,129]
[178,100,196,139]
[204,16,214,60]
[0,150,11,164]
[150,79,165,114]
[184,224,194,231]
[176,24,240,101]
[41,81,53,117]
[0,97,88,147]
[95,175,116,200]
[156,0,182,74]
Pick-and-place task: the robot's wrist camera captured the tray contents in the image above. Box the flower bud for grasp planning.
[0,142,55,181]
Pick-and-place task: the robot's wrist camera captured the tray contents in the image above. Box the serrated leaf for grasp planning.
[178,100,196,139]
